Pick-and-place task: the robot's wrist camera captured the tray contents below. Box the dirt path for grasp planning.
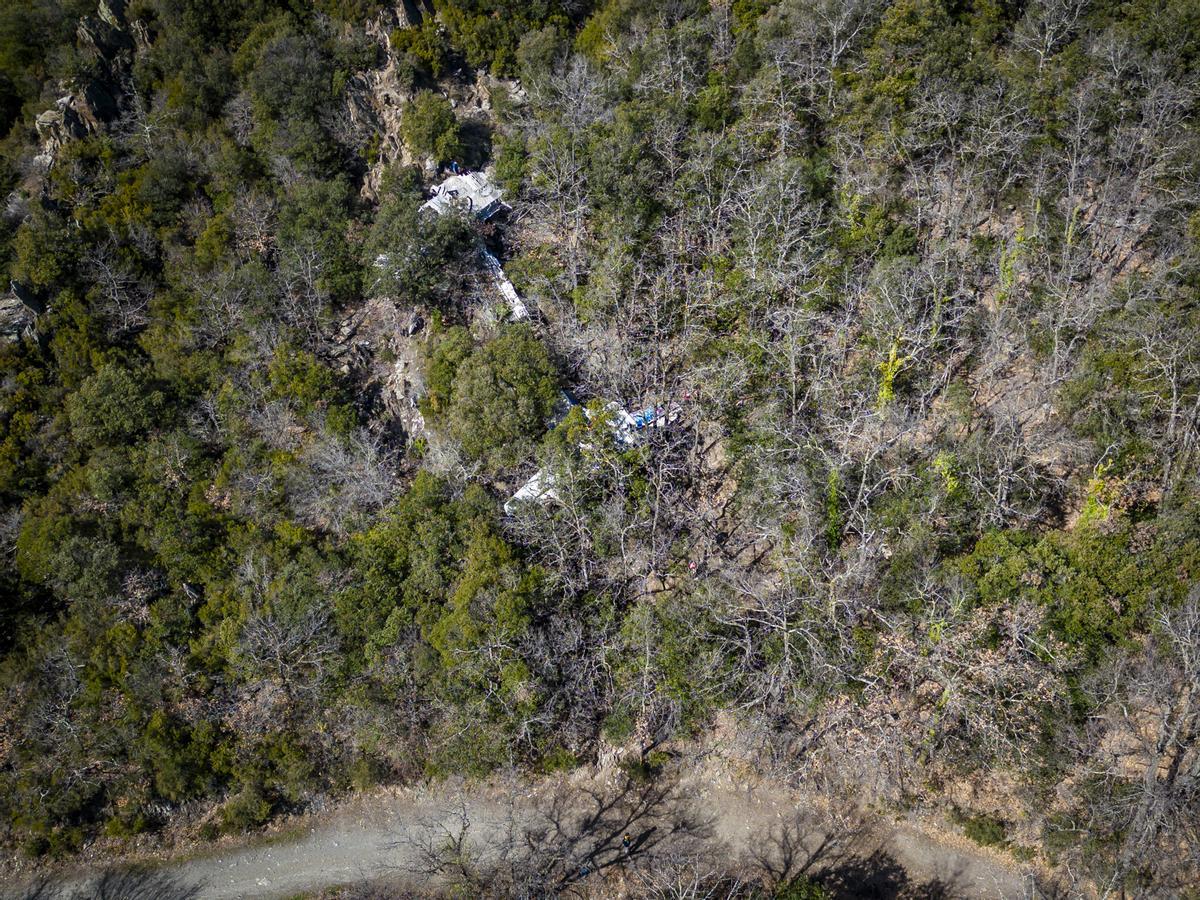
[171,789,513,898]
[7,769,1040,899]
[690,772,1035,899]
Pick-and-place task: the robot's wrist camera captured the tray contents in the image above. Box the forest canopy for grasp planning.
[1,0,1199,895]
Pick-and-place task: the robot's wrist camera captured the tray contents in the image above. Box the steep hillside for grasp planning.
[1,1,1198,896]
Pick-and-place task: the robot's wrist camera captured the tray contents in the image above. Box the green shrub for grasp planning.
[401,91,462,163]
[1042,813,1083,859]
[66,363,165,447]
[492,132,528,196]
[953,808,1008,848]
[955,511,1200,661]
[348,754,388,791]
[618,751,669,784]
[537,747,578,774]
[423,326,473,414]
[365,167,475,304]
[103,811,151,838]
[220,783,273,834]
[443,325,561,470]
[576,0,636,64]
[437,0,568,75]
[246,29,339,171]
[601,706,635,744]
[390,20,449,76]
[774,875,831,899]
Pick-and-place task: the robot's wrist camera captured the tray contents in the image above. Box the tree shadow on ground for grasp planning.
[387,771,714,897]
[5,868,204,900]
[458,120,493,171]
[746,808,968,899]
[818,848,960,900]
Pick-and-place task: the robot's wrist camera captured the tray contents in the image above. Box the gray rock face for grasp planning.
[0,283,40,344]
[98,0,128,29]
[33,0,135,168]
[35,96,89,151]
[76,12,133,62]
[33,86,117,169]
[364,2,423,45]
[32,96,89,170]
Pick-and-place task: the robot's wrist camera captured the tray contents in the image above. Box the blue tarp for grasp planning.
[632,408,659,429]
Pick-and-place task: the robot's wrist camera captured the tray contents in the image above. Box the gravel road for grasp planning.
[6,769,1041,899]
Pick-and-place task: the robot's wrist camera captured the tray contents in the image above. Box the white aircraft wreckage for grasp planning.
[420,170,508,221]
[503,398,684,516]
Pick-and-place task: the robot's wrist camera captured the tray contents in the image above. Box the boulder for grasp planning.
[0,282,41,344]
[33,1,135,168]
[34,96,89,158]
[76,13,133,63]
[365,2,423,46]
[98,0,128,28]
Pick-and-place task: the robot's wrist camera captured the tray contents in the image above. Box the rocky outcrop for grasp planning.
[327,297,428,446]
[77,5,134,63]
[350,3,522,200]
[33,0,137,169]
[34,96,90,164]
[0,283,41,344]
[363,1,423,44]
[97,0,129,29]
[348,61,419,200]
